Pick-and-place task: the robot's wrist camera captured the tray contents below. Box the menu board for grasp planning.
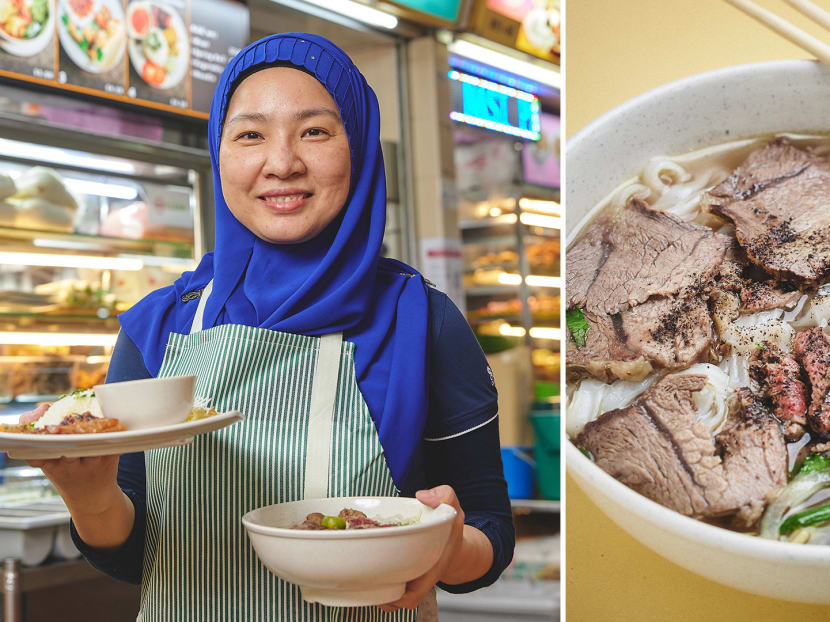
[0,0,248,119]
[472,0,560,64]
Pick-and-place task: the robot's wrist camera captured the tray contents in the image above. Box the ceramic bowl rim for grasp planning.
[242,497,457,541]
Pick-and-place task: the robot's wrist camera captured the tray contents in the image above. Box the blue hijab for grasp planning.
[119,33,430,490]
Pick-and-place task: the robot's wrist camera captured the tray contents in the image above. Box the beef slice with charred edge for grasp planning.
[707,138,830,285]
[711,242,801,314]
[794,327,830,437]
[749,342,807,440]
[568,199,729,317]
[578,374,787,525]
[717,388,789,527]
[566,309,653,383]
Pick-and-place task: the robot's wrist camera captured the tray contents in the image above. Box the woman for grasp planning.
[28,33,514,620]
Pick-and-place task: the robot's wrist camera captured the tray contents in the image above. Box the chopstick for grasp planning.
[724,0,830,65]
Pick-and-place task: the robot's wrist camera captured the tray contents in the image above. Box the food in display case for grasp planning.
[7,359,75,401]
[6,167,78,232]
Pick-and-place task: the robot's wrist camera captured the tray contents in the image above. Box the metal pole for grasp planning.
[2,558,21,622]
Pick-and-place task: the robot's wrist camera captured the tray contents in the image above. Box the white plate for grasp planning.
[127,1,188,90]
[1,410,242,459]
[57,0,126,74]
[0,0,55,57]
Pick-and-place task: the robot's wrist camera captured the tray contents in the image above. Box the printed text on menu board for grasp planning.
[0,0,248,118]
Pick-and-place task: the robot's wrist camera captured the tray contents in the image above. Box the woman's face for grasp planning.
[219,67,352,245]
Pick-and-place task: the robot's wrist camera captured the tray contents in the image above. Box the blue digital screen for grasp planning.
[448,71,540,141]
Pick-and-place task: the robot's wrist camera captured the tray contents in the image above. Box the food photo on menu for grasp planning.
[0,0,55,76]
[126,0,188,107]
[56,0,126,91]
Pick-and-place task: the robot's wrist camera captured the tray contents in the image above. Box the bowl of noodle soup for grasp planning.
[567,60,830,604]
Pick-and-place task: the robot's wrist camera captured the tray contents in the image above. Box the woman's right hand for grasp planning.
[19,405,135,550]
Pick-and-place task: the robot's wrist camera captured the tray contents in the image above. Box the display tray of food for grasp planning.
[0,377,242,459]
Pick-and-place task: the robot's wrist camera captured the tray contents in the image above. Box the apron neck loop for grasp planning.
[190,279,215,334]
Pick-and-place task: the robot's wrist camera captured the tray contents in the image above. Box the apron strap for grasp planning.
[303,332,343,500]
[189,279,214,334]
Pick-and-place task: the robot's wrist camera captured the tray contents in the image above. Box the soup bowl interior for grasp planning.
[566,59,830,604]
[241,496,456,607]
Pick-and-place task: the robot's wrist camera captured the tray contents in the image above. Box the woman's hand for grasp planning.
[378,484,494,612]
[20,406,135,550]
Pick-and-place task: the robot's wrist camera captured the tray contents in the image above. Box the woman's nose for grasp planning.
[262,143,306,179]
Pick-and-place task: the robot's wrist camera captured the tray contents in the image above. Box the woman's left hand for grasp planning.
[378,484,465,612]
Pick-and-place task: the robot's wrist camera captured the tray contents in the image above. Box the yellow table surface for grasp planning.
[566,1,830,620]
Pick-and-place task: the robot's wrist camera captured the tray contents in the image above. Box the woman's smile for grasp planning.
[258,189,314,213]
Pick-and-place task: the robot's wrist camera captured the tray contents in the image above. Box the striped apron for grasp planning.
[137,280,437,621]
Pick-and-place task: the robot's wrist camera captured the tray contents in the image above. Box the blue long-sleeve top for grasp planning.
[71,288,515,593]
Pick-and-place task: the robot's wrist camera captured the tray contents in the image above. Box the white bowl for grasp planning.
[242,496,456,606]
[94,375,195,430]
[566,59,830,605]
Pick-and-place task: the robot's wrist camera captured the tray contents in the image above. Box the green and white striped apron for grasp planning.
[137,280,437,621]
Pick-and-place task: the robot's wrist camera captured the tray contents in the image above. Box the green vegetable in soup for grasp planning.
[321,516,346,530]
[779,503,830,535]
[797,454,830,475]
[566,308,590,348]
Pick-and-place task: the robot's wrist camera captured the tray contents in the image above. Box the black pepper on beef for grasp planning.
[794,327,830,437]
[749,342,808,440]
[566,199,729,381]
[578,374,787,528]
[706,138,830,285]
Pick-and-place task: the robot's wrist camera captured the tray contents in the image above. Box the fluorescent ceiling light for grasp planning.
[529,327,561,340]
[34,238,108,252]
[0,138,135,174]
[498,323,526,337]
[0,332,118,346]
[519,198,560,215]
[0,251,143,271]
[448,39,560,89]
[63,178,138,200]
[525,275,561,288]
[520,212,560,229]
[287,0,397,29]
[496,272,523,285]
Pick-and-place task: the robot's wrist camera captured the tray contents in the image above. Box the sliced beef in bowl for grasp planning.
[794,327,830,437]
[707,138,830,286]
[577,373,787,528]
[567,199,729,381]
[749,342,808,441]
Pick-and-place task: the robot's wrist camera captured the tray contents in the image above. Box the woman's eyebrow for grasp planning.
[225,112,268,127]
[293,107,341,122]
[224,108,340,128]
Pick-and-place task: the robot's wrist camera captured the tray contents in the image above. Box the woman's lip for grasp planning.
[258,193,311,213]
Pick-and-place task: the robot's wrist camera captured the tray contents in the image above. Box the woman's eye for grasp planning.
[237,131,262,140]
[303,128,329,138]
